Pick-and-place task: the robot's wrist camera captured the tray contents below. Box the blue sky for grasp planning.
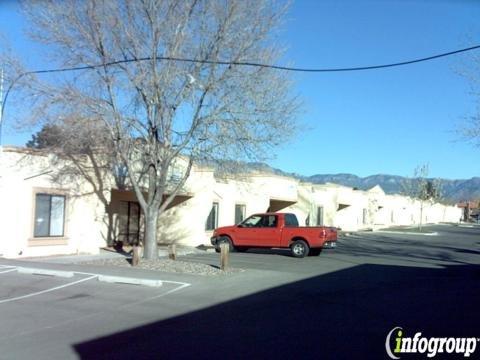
[1,0,480,179]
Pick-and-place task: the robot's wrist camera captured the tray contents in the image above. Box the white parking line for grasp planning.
[125,282,191,307]
[0,269,17,274]
[0,275,98,304]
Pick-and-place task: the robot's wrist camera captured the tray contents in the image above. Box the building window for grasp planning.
[316,206,324,226]
[235,204,246,224]
[205,202,219,230]
[34,194,66,237]
[362,208,368,225]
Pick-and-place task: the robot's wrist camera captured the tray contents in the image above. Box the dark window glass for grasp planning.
[235,204,246,224]
[261,215,277,228]
[34,194,66,237]
[34,194,50,237]
[206,202,219,230]
[241,215,277,228]
[284,213,299,227]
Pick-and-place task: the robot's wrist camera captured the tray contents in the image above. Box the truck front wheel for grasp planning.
[291,240,309,258]
[215,236,235,253]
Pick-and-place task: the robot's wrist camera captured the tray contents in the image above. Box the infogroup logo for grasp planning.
[385,327,479,359]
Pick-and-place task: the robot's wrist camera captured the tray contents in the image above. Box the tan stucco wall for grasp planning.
[0,147,463,257]
[0,148,106,257]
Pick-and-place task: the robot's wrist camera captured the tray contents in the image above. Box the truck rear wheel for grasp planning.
[291,240,309,258]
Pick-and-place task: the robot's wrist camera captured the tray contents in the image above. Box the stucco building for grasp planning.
[0,146,462,258]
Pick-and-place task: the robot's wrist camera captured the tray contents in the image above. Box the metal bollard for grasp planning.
[168,244,177,260]
[132,246,140,266]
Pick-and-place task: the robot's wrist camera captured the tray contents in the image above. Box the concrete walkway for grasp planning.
[21,245,205,265]
[0,246,212,287]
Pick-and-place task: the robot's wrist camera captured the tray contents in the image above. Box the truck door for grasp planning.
[235,215,261,246]
[252,215,280,247]
[236,215,280,247]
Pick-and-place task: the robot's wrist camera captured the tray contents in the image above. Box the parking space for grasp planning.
[0,272,96,304]
[72,225,480,359]
[0,267,189,303]
[0,265,17,274]
[0,265,193,359]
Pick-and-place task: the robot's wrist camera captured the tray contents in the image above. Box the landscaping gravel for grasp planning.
[78,257,243,276]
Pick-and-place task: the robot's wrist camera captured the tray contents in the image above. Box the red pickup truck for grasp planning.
[211,212,337,258]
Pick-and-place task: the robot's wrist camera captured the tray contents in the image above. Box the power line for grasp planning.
[14,44,480,75]
[1,44,480,143]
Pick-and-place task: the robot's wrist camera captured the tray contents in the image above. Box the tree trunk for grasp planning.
[143,208,159,260]
[419,202,424,232]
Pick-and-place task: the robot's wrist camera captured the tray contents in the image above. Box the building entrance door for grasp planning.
[118,201,143,245]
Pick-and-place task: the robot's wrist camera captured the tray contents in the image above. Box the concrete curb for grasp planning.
[374,231,438,236]
[17,267,75,278]
[97,275,163,287]
[13,265,166,287]
[26,252,129,264]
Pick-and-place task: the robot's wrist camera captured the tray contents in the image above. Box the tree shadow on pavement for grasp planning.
[73,263,480,359]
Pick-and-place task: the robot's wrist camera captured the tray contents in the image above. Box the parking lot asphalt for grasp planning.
[0,224,479,359]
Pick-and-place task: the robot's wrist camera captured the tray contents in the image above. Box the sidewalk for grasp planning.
[21,245,205,265]
[456,222,480,228]
[374,226,438,236]
[0,254,210,285]
[0,246,216,286]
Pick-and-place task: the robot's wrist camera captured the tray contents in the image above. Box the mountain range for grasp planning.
[305,173,480,204]
[246,163,480,204]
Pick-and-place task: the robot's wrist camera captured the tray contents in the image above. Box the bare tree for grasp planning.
[402,164,442,231]
[460,109,480,148]
[14,0,299,259]
[455,35,480,148]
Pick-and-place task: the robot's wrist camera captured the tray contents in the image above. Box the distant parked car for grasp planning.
[211,212,337,258]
